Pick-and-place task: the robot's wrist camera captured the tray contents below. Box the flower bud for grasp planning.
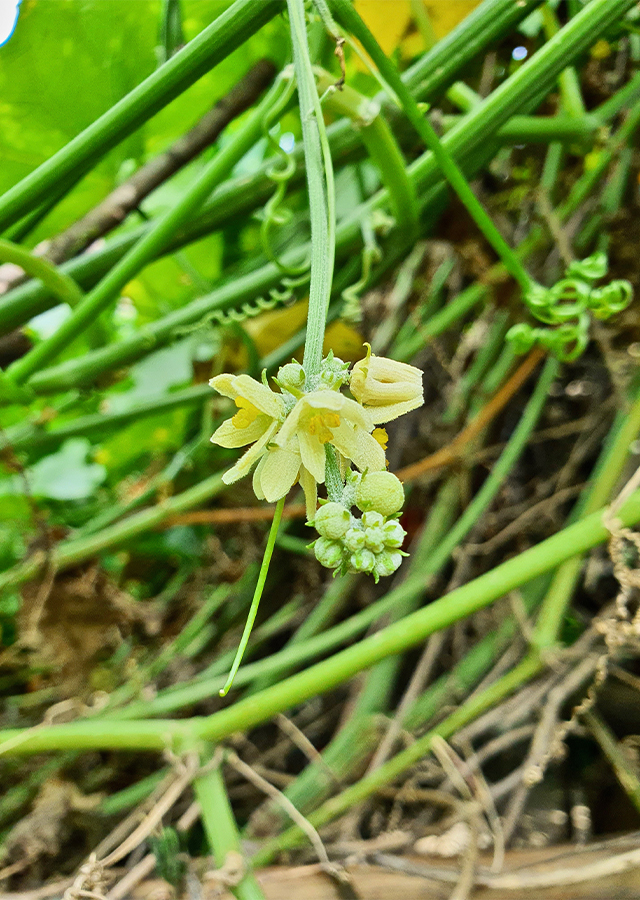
[361,511,384,529]
[314,537,344,569]
[314,502,352,540]
[382,520,406,549]
[349,548,376,573]
[364,526,385,554]
[356,471,404,517]
[276,362,305,393]
[344,526,366,552]
[350,347,423,423]
[373,550,403,579]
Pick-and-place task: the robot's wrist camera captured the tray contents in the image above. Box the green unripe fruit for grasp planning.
[314,537,343,569]
[356,471,404,517]
[344,526,365,552]
[314,502,352,540]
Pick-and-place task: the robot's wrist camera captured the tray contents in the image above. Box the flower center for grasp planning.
[308,412,341,444]
[232,397,260,429]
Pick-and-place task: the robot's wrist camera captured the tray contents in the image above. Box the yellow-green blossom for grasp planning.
[209,373,285,484]
[252,390,386,517]
[350,346,423,423]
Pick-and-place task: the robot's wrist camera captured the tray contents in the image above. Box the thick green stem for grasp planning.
[7,74,293,385]
[329,0,534,293]
[4,491,640,755]
[0,0,283,233]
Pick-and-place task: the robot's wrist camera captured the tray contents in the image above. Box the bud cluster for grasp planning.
[311,501,407,583]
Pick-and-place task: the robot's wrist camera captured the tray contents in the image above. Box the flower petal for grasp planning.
[233,374,284,419]
[299,466,318,520]
[220,420,279,483]
[365,395,424,424]
[298,429,326,484]
[209,373,284,419]
[331,421,386,473]
[210,416,269,449]
[259,446,301,502]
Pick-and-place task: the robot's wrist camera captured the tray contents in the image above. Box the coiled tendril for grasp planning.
[507,252,633,361]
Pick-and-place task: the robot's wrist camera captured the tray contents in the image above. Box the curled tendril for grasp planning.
[259,76,311,278]
[511,253,633,361]
[172,273,309,340]
[566,251,608,283]
[341,234,383,323]
[588,280,633,320]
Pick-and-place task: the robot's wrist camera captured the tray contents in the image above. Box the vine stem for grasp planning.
[287,0,335,382]
[328,0,533,294]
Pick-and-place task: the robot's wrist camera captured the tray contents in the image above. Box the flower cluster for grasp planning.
[311,471,408,582]
[210,346,423,579]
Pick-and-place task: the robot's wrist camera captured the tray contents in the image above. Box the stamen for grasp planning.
[232,397,260,429]
[372,427,388,451]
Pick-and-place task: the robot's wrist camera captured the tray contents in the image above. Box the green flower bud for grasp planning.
[382,520,406,549]
[362,511,384,529]
[276,362,305,392]
[364,526,385,554]
[373,550,403,579]
[344,526,365,552]
[356,471,404,517]
[349,548,376,573]
[314,502,352,540]
[314,537,343,569]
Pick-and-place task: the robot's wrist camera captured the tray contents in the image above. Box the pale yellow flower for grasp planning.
[252,390,386,517]
[350,348,423,423]
[209,373,285,484]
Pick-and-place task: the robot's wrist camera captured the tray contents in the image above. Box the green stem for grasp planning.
[541,2,586,118]
[250,655,542,865]
[0,472,225,597]
[316,69,419,239]
[219,497,285,696]
[0,239,84,309]
[7,73,294,385]
[288,0,334,381]
[534,380,640,648]
[328,0,534,293]
[4,491,640,755]
[0,0,283,233]
[1,384,211,454]
[194,758,267,900]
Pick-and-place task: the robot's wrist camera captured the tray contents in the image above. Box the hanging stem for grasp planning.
[219,497,286,696]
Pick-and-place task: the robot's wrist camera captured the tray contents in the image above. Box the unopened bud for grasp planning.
[344,526,365,552]
[349,548,376,573]
[314,502,352,540]
[314,537,343,569]
[382,520,406,549]
[356,471,404,517]
[276,362,305,392]
[374,550,403,578]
